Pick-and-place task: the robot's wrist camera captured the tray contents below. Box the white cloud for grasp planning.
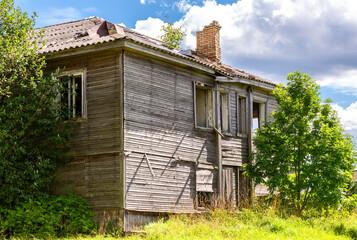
[174,0,193,12]
[140,0,156,4]
[133,0,357,59]
[177,0,357,60]
[132,0,357,145]
[316,67,357,96]
[332,102,357,143]
[132,0,357,146]
[134,17,165,39]
[332,102,357,131]
[134,0,356,84]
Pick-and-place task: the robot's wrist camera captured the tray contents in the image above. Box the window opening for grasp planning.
[197,192,214,209]
[195,85,213,128]
[61,75,83,119]
[253,101,265,133]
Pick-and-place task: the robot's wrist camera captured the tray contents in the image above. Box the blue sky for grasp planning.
[15,0,357,144]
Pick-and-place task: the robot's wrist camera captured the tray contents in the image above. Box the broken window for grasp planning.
[195,83,214,128]
[196,192,214,209]
[253,101,265,133]
[196,169,216,209]
[61,74,85,119]
[220,92,229,132]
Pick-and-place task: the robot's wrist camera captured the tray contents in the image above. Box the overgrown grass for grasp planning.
[55,208,357,240]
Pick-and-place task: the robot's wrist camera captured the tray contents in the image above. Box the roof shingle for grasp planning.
[38,17,276,87]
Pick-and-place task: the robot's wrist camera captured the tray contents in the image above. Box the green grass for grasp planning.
[129,209,355,240]
[16,209,357,240]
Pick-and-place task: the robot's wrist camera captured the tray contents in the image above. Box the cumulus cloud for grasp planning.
[316,67,357,96]
[332,101,357,142]
[133,0,357,146]
[134,17,165,39]
[134,0,357,84]
[180,0,357,63]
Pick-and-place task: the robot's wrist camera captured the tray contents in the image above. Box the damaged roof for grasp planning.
[38,17,276,87]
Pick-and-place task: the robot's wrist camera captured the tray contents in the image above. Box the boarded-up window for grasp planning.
[196,169,216,209]
[220,93,229,132]
[196,169,215,192]
[195,84,213,128]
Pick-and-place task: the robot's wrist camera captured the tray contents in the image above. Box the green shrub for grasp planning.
[0,194,95,238]
[0,0,73,208]
[341,194,357,212]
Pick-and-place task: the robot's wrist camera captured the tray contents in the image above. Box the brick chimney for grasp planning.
[196,21,222,63]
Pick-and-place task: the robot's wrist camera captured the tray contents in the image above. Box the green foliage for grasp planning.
[0,0,72,207]
[160,16,186,49]
[0,194,95,238]
[246,71,356,215]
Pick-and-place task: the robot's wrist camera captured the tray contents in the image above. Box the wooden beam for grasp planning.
[236,92,240,135]
[216,133,223,199]
[213,126,224,138]
[265,98,269,123]
[120,50,127,214]
[236,166,240,206]
[144,153,156,178]
[193,81,197,129]
[215,87,223,199]
[228,92,232,134]
[247,87,254,203]
[247,87,253,155]
[215,76,276,91]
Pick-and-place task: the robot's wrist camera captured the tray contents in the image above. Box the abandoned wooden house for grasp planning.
[40,17,278,231]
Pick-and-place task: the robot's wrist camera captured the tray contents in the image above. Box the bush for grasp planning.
[0,194,95,238]
[1,0,73,208]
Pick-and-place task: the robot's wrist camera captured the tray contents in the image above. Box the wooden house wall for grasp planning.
[221,137,248,166]
[46,50,123,156]
[218,84,250,167]
[123,51,217,212]
[47,50,124,211]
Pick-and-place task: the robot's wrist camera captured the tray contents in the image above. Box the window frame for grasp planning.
[219,90,230,134]
[252,100,267,131]
[236,94,248,136]
[194,82,215,130]
[59,69,87,119]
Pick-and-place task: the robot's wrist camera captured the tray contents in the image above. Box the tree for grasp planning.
[0,0,71,207]
[246,71,356,215]
[160,16,186,49]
